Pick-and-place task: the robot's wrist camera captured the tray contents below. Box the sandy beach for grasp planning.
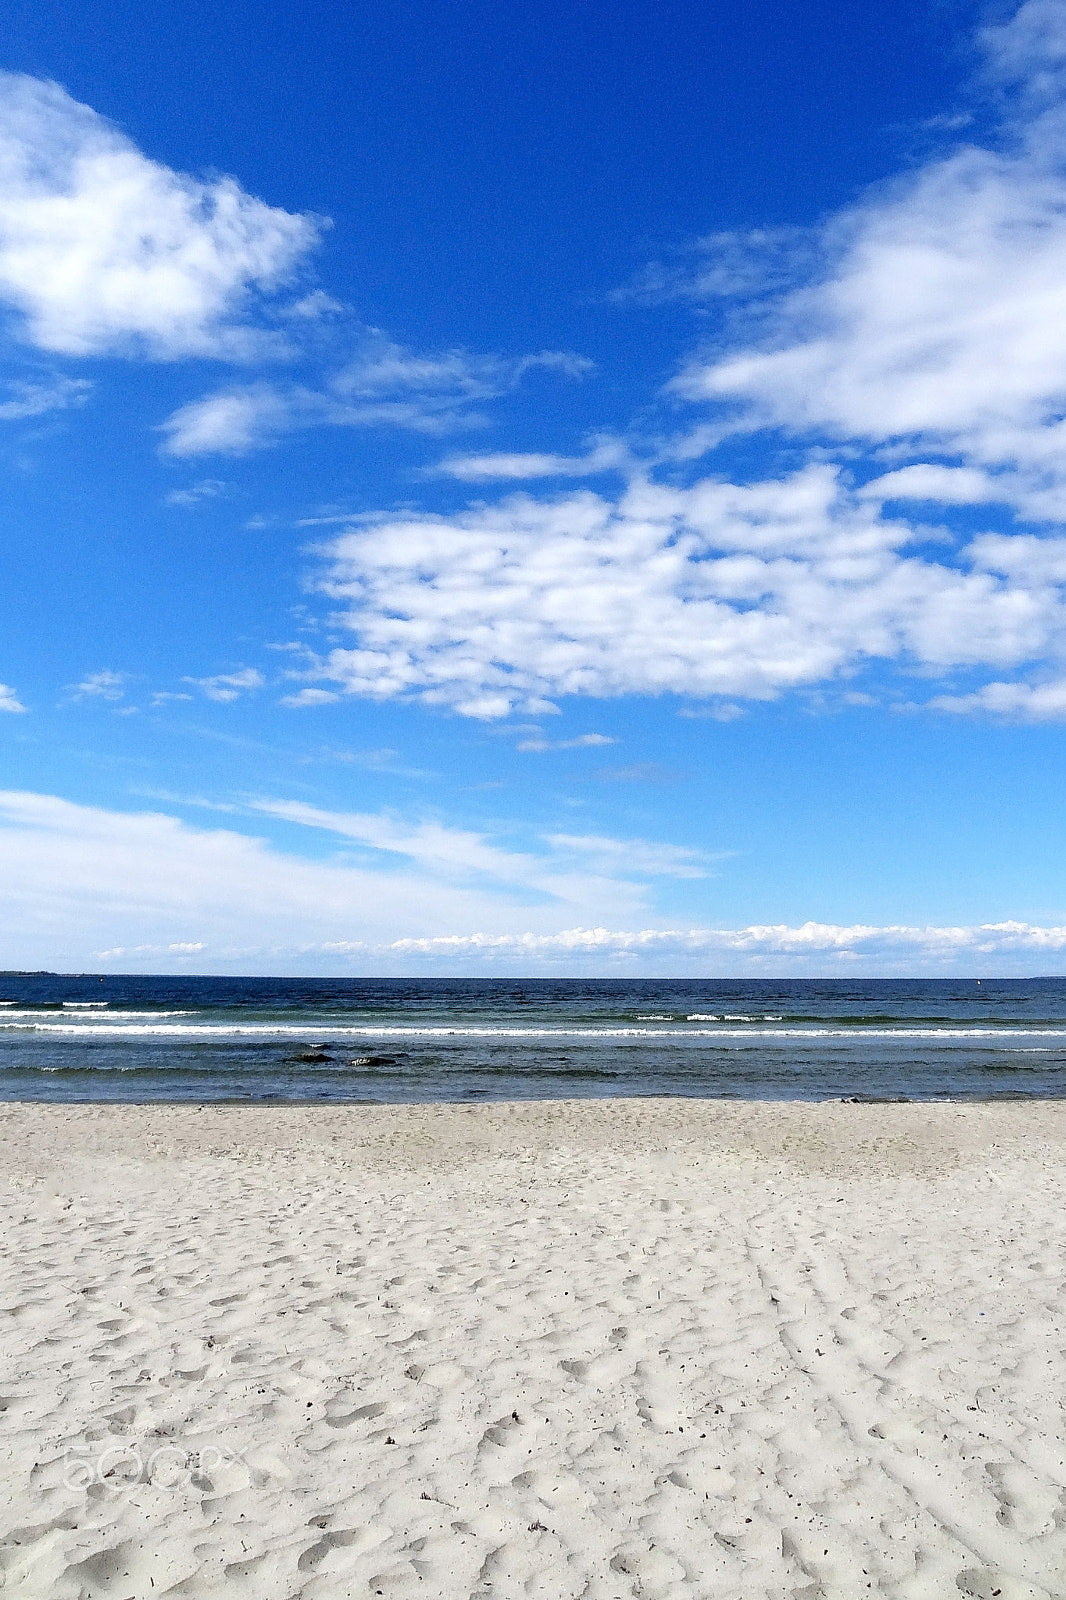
[1,1098,1065,1599]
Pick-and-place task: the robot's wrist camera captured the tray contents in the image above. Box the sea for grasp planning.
[1,973,1066,1103]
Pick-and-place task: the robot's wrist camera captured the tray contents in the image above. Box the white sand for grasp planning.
[1,1098,1066,1600]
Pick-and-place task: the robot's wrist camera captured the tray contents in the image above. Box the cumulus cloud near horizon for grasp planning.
[0,71,320,358]
[382,919,1066,960]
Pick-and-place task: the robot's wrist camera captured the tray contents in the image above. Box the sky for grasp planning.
[3,0,1066,975]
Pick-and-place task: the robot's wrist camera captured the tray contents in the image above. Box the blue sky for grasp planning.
[3,0,1066,974]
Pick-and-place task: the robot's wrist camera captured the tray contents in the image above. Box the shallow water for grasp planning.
[1,974,1065,1102]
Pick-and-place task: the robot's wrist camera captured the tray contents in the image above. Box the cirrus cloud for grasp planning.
[0,790,706,970]
[159,342,595,456]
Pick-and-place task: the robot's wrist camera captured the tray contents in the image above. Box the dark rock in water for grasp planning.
[291,1048,333,1063]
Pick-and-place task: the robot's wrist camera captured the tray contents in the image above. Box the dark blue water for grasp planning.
[2,974,1066,1102]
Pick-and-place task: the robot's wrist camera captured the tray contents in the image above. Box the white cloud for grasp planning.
[678,701,747,721]
[857,465,1003,505]
[283,290,345,319]
[293,512,369,527]
[293,465,1066,717]
[67,668,126,701]
[437,439,627,481]
[185,667,264,702]
[613,226,818,305]
[279,686,340,707]
[164,477,230,507]
[0,374,90,420]
[0,71,320,358]
[256,797,550,880]
[968,531,1066,584]
[158,340,595,456]
[0,682,26,712]
[673,141,1066,465]
[95,940,206,958]
[515,351,596,380]
[159,386,295,456]
[334,343,591,400]
[927,676,1066,717]
[251,798,684,909]
[515,733,615,751]
[156,379,482,456]
[544,834,710,879]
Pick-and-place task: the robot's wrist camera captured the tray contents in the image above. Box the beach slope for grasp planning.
[1,1099,1065,1599]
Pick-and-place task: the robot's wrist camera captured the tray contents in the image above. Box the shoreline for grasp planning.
[3,1100,1066,1596]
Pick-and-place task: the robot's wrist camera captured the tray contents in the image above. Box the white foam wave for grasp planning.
[2,1023,1066,1041]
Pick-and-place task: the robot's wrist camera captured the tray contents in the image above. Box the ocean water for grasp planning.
[1,974,1066,1103]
